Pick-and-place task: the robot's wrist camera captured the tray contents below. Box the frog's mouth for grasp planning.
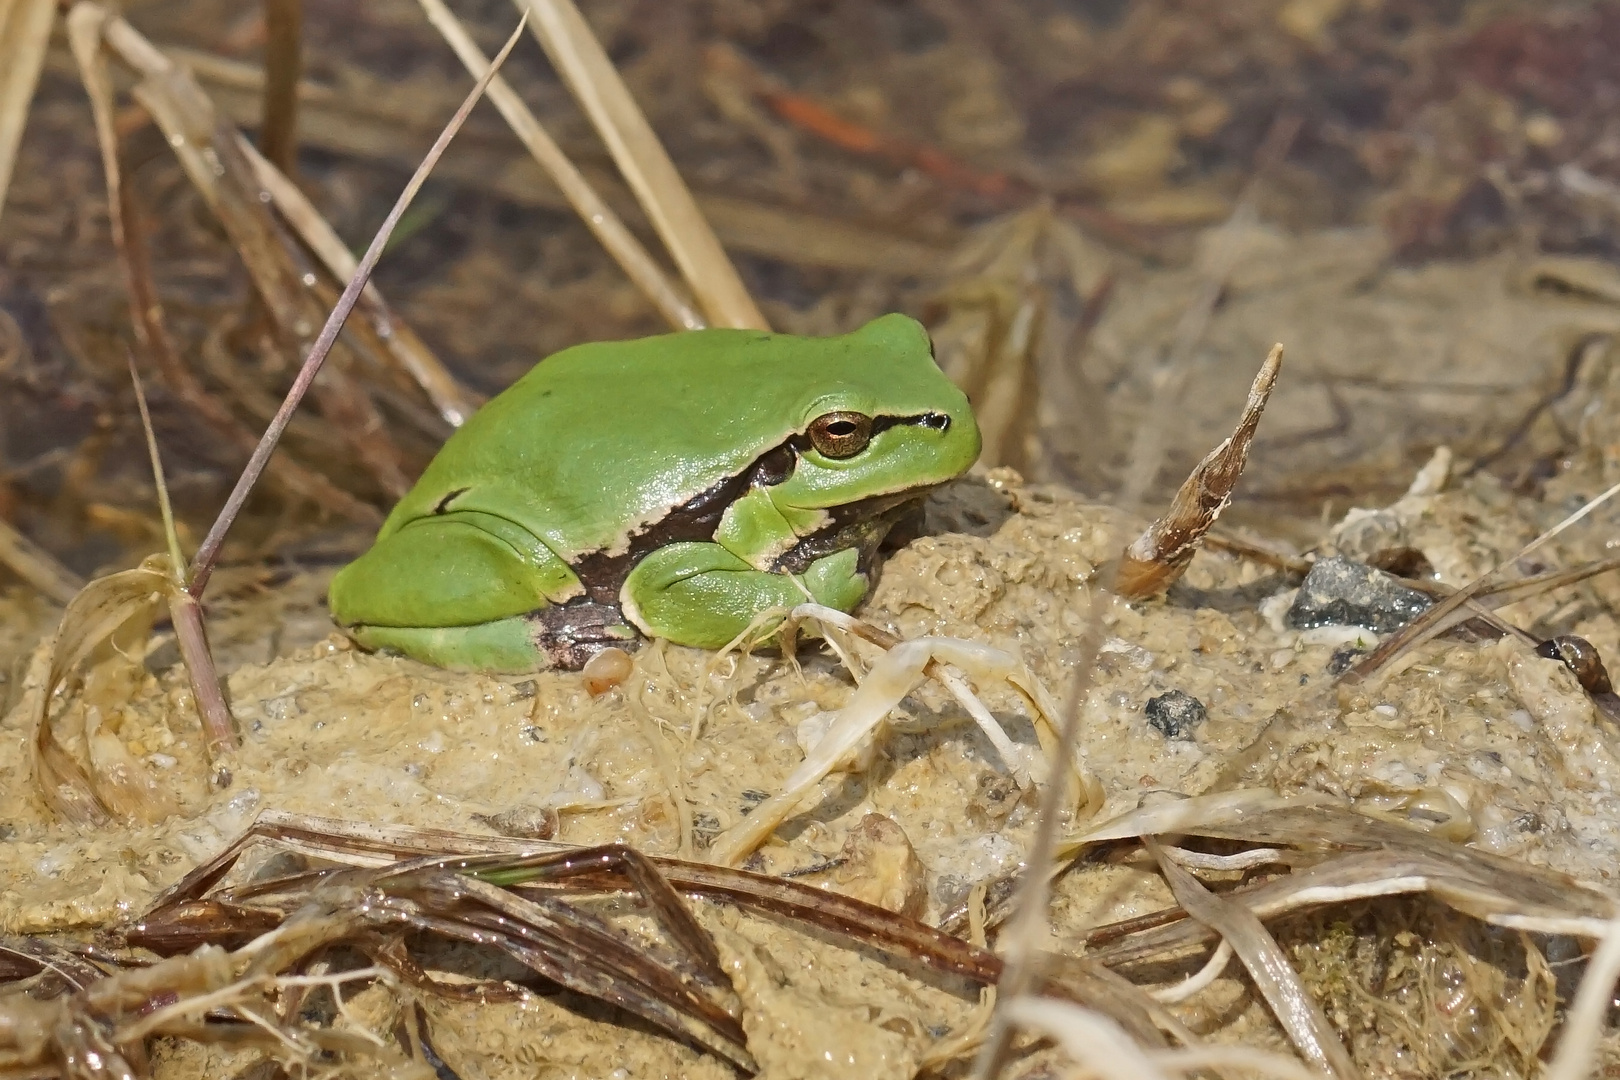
[769,488,935,578]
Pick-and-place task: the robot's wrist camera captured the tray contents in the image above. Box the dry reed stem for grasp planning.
[1150,839,1361,1080]
[236,134,482,427]
[127,350,238,766]
[187,15,529,592]
[67,2,378,527]
[0,517,85,605]
[259,0,302,175]
[514,0,767,330]
[417,0,703,332]
[0,0,54,222]
[1113,343,1284,599]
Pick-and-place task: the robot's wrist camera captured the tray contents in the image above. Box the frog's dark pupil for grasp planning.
[809,411,873,458]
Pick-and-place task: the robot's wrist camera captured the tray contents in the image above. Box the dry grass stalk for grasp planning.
[235,134,482,428]
[1149,838,1361,1080]
[0,0,54,222]
[514,0,768,330]
[971,604,1105,1079]
[259,0,303,175]
[416,0,704,332]
[1343,475,1620,686]
[0,517,85,605]
[127,349,237,771]
[185,14,529,593]
[95,11,421,505]
[1113,343,1284,599]
[65,3,379,529]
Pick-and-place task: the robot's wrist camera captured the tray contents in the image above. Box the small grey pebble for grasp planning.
[1145,691,1206,740]
[476,805,559,840]
[1288,555,1433,633]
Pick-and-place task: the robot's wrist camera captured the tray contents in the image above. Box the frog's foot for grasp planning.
[529,600,642,669]
[351,602,638,673]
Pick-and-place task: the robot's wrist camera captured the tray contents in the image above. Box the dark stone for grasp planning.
[1144,691,1207,740]
[1287,556,1433,633]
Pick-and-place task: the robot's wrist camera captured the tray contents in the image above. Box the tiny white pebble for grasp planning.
[147,753,177,769]
[1373,704,1398,718]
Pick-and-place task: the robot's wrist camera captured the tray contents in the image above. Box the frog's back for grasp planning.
[383,314,956,561]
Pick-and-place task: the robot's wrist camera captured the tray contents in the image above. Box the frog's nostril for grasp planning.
[919,413,950,432]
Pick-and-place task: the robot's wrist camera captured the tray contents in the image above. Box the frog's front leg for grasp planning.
[621,543,867,650]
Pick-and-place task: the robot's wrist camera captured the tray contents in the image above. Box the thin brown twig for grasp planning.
[67,2,378,528]
[259,0,302,176]
[1342,477,1620,686]
[187,14,531,595]
[235,133,481,428]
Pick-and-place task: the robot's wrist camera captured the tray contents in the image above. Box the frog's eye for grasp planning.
[807,411,873,458]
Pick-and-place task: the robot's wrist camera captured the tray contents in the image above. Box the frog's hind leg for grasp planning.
[351,618,549,673]
[352,603,640,673]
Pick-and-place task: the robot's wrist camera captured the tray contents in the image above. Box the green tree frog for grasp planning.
[328,314,980,672]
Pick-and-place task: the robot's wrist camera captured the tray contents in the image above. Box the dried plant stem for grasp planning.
[259,0,303,175]
[514,0,767,330]
[235,134,481,427]
[188,15,530,594]
[127,351,238,767]
[972,603,1104,1079]
[1344,476,1620,685]
[1150,839,1360,1080]
[69,3,377,527]
[1544,917,1620,1080]
[0,0,55,220]
[0,518,85,605]
[417,0,702,332]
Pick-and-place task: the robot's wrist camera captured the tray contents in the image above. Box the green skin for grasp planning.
[327,314,981,673]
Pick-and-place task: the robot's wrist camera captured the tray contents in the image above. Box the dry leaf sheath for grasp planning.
[1113,343,1284,599]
